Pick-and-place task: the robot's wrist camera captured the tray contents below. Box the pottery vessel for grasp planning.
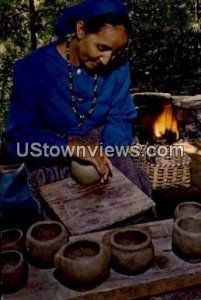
[54,239,111,287]
[1,228,24,252]
[1,250,28,293]
[110,228,154,274]
[26,220,69,267]
[71,160,100,186]
[174,201,201,220]
[172,216,201,259]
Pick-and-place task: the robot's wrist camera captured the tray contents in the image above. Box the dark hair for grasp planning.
[83,12,131,35]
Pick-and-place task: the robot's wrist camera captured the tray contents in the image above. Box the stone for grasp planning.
[172,95,201,109]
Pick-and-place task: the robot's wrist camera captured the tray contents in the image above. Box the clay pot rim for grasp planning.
[174,216,201,237]
[1,250,24,274]
[57,239,103,262]
[2,228,23,245]
[26,220,67,245]
[176,201,201,212]
[110,228,151,251]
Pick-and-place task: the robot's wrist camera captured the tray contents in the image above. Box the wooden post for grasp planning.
[29,0,37,50]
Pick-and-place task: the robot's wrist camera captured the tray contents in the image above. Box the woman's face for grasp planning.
[77,23,128,70]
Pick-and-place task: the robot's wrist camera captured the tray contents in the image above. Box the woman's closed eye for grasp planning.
[96,44,112,52]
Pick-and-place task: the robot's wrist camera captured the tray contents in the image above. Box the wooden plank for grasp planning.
[39,166,155,235]
[3,219,201,300]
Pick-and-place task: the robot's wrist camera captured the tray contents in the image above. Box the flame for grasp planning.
[153,104,179,139]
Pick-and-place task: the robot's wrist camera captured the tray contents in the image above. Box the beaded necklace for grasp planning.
[65,39,98,123]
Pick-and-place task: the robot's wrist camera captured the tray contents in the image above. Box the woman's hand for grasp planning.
[67,139,112,183]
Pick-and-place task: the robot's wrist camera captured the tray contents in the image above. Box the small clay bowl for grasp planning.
[1,250,28,293]
[172,216,201,260]
[174,202,201,220]
[54,239,111,288]
[71,160,100,186]
[1,228,24,252]
[110,228,154,275]
[26,220,69,268]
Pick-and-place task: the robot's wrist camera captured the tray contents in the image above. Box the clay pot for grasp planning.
[54,239,111,287]
[1,250,28,293]
[1,228,24,252]
[26,220,69,268]
[71,160,100,186]
[110,228,154,275]
[174,201,201,220]
[172,216,201,259]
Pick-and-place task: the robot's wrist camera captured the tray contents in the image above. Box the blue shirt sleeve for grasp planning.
[101,62,137,147]
[6,59,67,160]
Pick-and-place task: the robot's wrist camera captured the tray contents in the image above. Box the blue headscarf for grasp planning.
[54,0,129,38]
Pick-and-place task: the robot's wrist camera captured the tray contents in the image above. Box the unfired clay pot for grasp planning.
[71,160,100,186]
[110,228,154,275]
[1,228,24,252]
[54,239,111,287]
[1,250,28,293]
[174,201,201,220]
[172,216,201,259]
[26,220,69,267]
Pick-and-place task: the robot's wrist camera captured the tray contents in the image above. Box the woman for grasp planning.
[6,0,153,217]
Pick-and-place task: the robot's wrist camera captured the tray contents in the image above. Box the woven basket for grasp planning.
[130,145,191,189]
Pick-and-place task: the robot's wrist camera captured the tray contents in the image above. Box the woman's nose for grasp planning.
[99,52,113,66]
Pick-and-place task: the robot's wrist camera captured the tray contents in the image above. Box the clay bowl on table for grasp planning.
[54,239,111,289]
[174,201,201,220]
[109,228,154,275]
[26,220,69,268]
[71,160,100,186]
[1,228,24,252]
[1,250,28,293]
[172,216,201,261]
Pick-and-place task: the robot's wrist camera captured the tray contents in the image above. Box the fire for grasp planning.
[153,104,179,140]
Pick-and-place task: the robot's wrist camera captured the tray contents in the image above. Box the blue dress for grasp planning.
[6,41,137,160]
[5,42,152,219]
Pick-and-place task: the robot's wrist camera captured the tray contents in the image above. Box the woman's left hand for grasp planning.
[92,151,113,183]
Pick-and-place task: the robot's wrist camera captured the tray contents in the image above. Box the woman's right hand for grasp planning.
[67,139,112,183]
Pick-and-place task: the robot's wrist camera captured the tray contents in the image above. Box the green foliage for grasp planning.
[0,0,200,135]
[128,0,200,93]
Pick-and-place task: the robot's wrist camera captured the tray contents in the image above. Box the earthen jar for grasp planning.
[1,228,24,252]
[174,201,201,220]
[1,250,28,293]
[110,228,154,274]
[71,160,100,186]
[26,220,69,267]
[54,239,111,287]
[172,216,201,259]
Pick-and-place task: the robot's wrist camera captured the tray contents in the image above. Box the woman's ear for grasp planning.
[76,21,86,39]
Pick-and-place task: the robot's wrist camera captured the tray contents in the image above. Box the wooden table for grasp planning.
[39,166,155,235]
[3,219,201,300]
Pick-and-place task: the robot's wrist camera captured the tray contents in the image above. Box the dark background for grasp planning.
[0,0,200,139]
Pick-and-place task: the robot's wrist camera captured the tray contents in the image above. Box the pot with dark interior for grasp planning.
[54,239,111,289]
[1,228,24,252]
[110,228,154,275]
[1,250,28,293]
[172,216,201,261]
[26,220,69,268]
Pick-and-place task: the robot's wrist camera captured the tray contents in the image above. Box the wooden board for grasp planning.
[3,219,201,300]
[40,166,155,235]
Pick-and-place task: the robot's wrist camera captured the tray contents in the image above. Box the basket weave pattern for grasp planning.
[131,145,191,189]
